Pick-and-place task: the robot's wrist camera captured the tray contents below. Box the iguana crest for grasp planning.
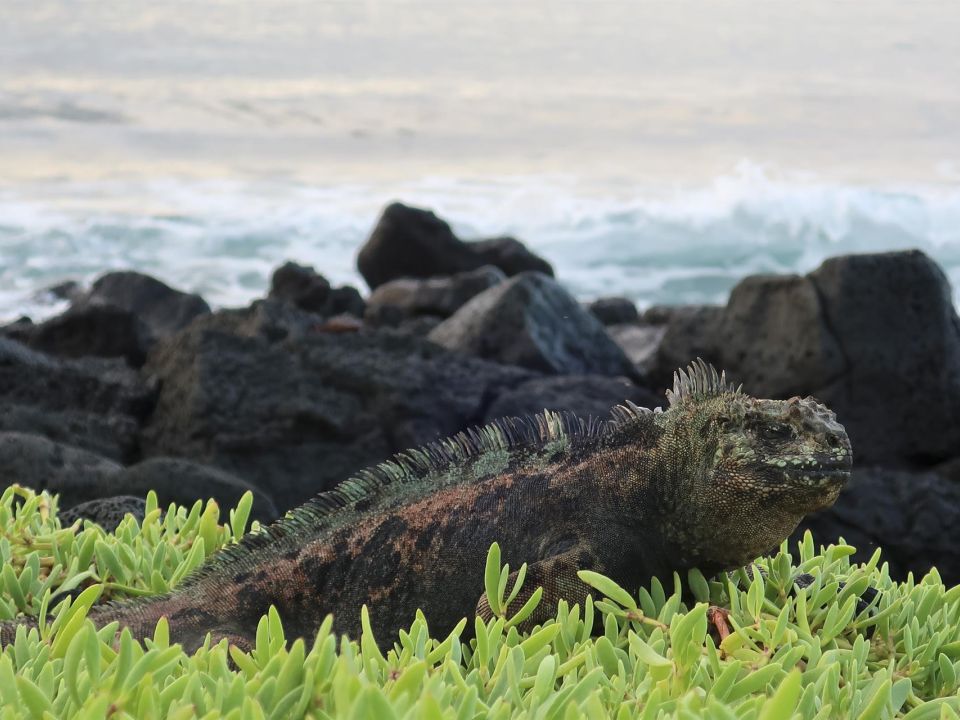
[666,357,742,407]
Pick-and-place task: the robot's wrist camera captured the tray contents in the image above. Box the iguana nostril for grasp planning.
[825,433,842,449]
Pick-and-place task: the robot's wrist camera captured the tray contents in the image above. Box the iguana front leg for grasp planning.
[476,548,600,630]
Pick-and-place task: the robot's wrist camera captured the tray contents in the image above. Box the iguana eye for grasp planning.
[761,423,792,441]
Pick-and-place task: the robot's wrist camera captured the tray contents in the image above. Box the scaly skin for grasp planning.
[1,360,852,652]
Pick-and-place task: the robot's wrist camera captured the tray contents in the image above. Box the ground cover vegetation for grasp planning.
[0,484,958,719]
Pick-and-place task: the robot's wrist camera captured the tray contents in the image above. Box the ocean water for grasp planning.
[2,2,959,321]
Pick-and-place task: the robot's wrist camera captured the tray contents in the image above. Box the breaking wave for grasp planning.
[3,164,960,322]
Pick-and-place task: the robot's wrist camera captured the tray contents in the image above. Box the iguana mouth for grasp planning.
[798,469,849,488]
[776,458,849,475]
[782,458,851,490]
[801,465,850,478]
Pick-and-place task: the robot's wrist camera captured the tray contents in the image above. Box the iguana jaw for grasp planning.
[778,458,851,511]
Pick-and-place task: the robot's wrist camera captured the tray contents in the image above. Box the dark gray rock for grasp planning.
[60,496,146,531]
[0,338,153,461]
[606,324,667,380]
[117,457,278,522]
[83,271,210,338]
[0,429,272,524]
[0,404,140,465]
[588,297,639,326]
[140,326,533,511]
[25,303,153,366]
[44,280,84,304]
[794,467,960,585]
[365,266,506,324]
[0,317,34,343]
[934,456,960,484]
[0,432,122,507]
[397,315,444,336]
[484,375,662,423]
[806,251,960,466]
[188,299,322,344]
[428,273,638,378]
[717,274,845,398]
[327,286,366,319]
[357,203,552,289]
[269,261,332,312]
[639,305,724,391]
[268,262,366,319]
[467,236,554,278]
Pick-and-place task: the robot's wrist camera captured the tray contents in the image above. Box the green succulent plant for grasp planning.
[1,484,958,719]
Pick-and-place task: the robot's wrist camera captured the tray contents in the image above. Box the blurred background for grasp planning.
[2,1,960,320]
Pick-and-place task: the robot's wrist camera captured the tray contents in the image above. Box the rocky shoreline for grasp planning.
[3,202,958,583]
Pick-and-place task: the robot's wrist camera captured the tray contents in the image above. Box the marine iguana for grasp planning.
[1,360,852,652]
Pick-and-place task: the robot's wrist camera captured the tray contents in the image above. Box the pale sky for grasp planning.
[1,1,959,183]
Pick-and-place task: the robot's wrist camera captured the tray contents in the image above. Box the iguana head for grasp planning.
[653,359,852,571]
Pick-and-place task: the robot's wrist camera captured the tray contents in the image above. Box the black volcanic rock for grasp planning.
[83,270,210,338]
[269,261,366,319]
[0,338,153,461]
[484,375,661,423]
[717,274,845,398]
[357,203,552,289]
[428,272,638,378]
[0,432,122,507]
[805,251,960,466]
[60,496,147,531]
[467,236,553,278]
[15,271,212,367]
[25,303,153,366]
[643,305,724,391]
[269,261,332,312]
[140,325,534,511]
[588,296,639,326]
[795,466,960,584]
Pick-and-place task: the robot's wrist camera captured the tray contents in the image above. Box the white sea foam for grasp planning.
[2,165,960,323]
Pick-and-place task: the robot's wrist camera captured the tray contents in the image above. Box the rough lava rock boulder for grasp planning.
[717,274,845,398]
[0,338,153,461]
[428,272,638,378]
[606,324,668,380]
[269,262,365,318]
[82,271,210,338]
[805,251,960,466]
[42,280,84,304]
[269,261,332,312]
[0,432,122,508]
[190,299,324,344]
[642,306,724,392]
[588,297,639,326]
[365,265,506,325]
[357,203,552,289]
[795,466,960,585]
[140,325,534,511]
[466,237,553,278]
[60,496,147,531]
[24,303,154,366]
[483,375,662,423]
